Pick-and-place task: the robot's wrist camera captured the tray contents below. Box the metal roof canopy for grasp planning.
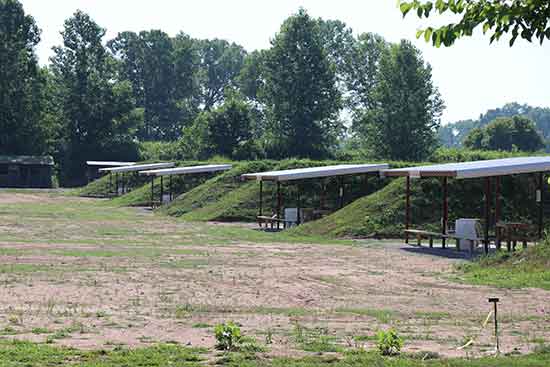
[87,161,136,167]
[99,162,175,173]
[382,157,550,179]
[242,164,389,182]
[140,164,232,176]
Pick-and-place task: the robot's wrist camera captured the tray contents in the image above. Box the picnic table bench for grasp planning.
[257,215,286,229]
[404,229,481,253]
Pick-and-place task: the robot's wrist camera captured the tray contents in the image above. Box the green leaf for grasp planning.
[399,2,413,16]
[424,28,433,42]
[416,29,424,39]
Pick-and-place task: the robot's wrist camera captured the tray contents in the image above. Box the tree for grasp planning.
[359,40,444,161]
[0,0,50,155]
[399,0,550,47]
[108,31,197,140]
[463,115,544,151]
[344,33,388,128]
[439,102,550,147]
[196,39,246,111]
[180,95,261,160]
[261,9,342,158]
[51,11,139,185]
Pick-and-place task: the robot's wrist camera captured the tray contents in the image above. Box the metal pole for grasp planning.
[259,180,263,216]
[364,174,368,196]
[484,177,491,254]
[169,175,173,201]
[150,176,154,208]
[277,181,281,230]
[495,176,501,225]
[538,172,543,239]
[297,182,301,225]
[442,177,448,248]
[489,298,500,353]
[109,172,112,195]
[405,176,410,244]
[160,176,164,205]
[339,176,344,209]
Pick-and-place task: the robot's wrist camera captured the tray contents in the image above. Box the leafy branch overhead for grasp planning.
[399,0,550,46]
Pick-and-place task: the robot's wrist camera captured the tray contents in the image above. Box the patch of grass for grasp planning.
[456,239,550,290]
[0,340,205,366]
[0,339,547,366]
[335,308,396,324]
[192,322,211,328]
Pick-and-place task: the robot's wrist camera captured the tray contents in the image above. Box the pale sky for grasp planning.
[20,0,550,124]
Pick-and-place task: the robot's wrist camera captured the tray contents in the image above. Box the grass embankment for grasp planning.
[160,159,384,222]
[0,340,548,367]
[294,173,543,238]
[457,238,550,290]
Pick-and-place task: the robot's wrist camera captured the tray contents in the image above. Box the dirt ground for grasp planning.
[0,190,548,358]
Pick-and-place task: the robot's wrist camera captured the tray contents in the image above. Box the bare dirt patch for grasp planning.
[0,191,548,358]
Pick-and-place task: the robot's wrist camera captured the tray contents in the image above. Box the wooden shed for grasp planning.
[0,156,54,188]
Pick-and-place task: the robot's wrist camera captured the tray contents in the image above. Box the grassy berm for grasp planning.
[457,237,550,290]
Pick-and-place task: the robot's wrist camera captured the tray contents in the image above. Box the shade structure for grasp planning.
[86,161,136,167]
[99,162,175,173]
[384,156,550,253]
[242,164,389,182]
[382,156,550,179]
[140,164,232,176]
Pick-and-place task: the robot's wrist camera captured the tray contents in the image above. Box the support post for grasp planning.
[297,182,301,225]
[538,172,544,239]
[169,175,173,201]
[109,172,112,195]
[115,173,119,196]
[259,180,263,217]
[277,181,281,230]
[405,176,410,244]
[484,177,491,254]
[150,176,154,208]
[364,174,369,196]
[442,177,448,248]
[160,176,164,205]
[495,176,501,225]
[339,176,344,209]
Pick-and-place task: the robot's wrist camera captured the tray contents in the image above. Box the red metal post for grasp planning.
[405,176,410,244]
[442,177,448,248]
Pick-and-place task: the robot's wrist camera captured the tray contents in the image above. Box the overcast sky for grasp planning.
[20,0,550,124]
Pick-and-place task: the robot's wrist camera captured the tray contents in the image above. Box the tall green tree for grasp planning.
[399,0,550,46]
[359,40,444,161]
[0,0,50,155]
[344,33,388,129]
[262,9,342,158]
[181,95,260,160]
[464,115,544,151]
[196,39,246,111]
[51,10,138,185]
[108,30,190,140]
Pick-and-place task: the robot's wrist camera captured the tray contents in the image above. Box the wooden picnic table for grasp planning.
[495,221,532,251]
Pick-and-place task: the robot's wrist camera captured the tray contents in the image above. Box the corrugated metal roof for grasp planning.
[99,162,175,173]
[242,164,389,182]
[140,164,232,176]
[0,156,54,166]
[382,156,550,179]
[86,161,136,167]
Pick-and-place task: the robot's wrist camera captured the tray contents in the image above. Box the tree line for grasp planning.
[439,103,550,151]
[1,0,443,185]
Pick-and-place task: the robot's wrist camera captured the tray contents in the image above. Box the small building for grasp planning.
[0,156,54,188]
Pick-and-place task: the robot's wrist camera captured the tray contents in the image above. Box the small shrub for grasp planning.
[376,328,403,356]
[215,321,242,351]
